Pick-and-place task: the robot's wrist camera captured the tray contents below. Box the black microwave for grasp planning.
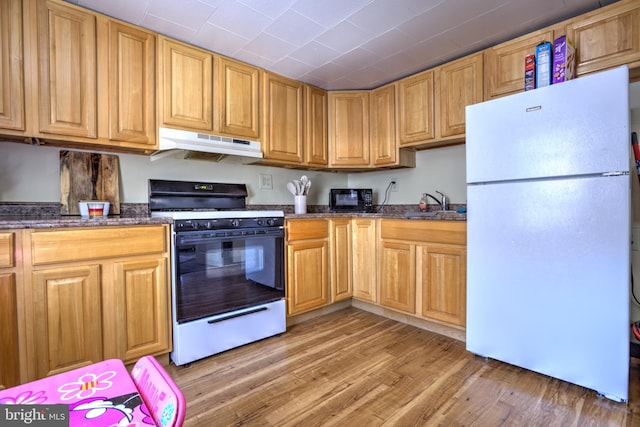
[329,189,374,213]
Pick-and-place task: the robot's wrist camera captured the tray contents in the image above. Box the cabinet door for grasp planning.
[158,37,213,131]
[379,240,415,313]
[330,219,352,302]
[37,0,97,138]
[566,1,640,76]
[105,257,170,362]
[103,20,156,145]
[371,83,397,166]
[397,69,434,145]
[437,53,483,137]
[31,265,102,379]
[352,219,377,302]
[304,85,328,167]
[328,91,370,167]
[0,272,19,389]
[484,28,556,100]
[0,0,24,131]
[286,240,329,315]
[418,244,466,327]
[217,57,260,138]
[262,72,304,163]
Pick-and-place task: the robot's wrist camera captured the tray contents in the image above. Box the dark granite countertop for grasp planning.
[0,202,466,229]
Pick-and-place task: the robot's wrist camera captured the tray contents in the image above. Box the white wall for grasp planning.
[0,139,467,205]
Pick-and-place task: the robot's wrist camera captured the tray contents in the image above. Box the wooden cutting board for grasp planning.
[60,150,121,215]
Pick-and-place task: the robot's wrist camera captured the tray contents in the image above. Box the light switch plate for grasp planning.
[259,174,273,190]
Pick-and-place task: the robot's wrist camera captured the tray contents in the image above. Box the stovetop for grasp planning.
[151,210,285,231]
[150,210,284,220]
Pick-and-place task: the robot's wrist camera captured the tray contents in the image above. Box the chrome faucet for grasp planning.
[424,191,448,211]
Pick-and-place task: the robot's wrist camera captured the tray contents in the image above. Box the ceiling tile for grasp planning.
[331,48,379,70]
[237,0,298,19]
[315,21,372,53]
[140,14,197,41]
[265,10,325,47]
[147,0,214,30]
[75,0,151,24]
[207,1,274,40]
[292,0,374,28]
[243,32,298,62]
[289,41,341,68]
[193,22,250,56]
[347,0,417,36]
[270,57,316,78]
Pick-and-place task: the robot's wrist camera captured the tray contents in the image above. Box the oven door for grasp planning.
[174,227,284,324]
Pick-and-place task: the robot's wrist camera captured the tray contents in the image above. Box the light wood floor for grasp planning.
[165,308,640,426]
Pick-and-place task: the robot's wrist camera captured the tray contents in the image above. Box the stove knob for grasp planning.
[230,219,240,228]
[203,221,212,229]
[266,218,274,226]
[190,222,198,230]
[256,219,264,226]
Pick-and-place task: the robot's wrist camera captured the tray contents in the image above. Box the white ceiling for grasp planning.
[65,0,618,91]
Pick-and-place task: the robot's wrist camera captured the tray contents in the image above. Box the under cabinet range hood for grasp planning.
[151,127,263,163]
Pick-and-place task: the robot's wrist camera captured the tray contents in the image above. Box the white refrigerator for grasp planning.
[465,65,631,402]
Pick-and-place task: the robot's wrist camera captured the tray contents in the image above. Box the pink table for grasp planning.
[0,357,184,427]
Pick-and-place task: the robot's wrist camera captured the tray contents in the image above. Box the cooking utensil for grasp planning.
[304,180,311,195]
[287,182,297,195]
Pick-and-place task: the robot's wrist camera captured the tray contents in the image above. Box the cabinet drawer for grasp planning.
[31,226,167,265]
[286,219,328,241]
[380,220,466,245]
[0,232,15,268]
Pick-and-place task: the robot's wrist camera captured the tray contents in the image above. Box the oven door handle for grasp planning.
[176,230,283,246]
[207,306,269,324]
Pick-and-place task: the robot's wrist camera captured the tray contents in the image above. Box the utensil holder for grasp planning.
[294,195,307,214]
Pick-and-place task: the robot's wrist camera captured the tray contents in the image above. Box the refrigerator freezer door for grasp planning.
[466,174,630,401]
[466,66,629,184]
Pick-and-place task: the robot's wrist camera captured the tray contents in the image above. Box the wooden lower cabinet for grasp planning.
[286,219,329,315]
[0,231,22,389]
[23,225,171,382]
[351,219,377,302]
[379,219,466,328]
[30,265,103,379]
[330,218,352,302]
[379,240,415,313]
[417,244,466,327]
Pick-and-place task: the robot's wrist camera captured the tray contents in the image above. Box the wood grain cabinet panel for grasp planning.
[31,265,103,378]
[286,219,329,315]
[397,69,434,145]
[0,230,20,390]
[36,0,97,138]
[352,219,377,303]
[437,53,483,137]
[0,0,24,132]
[371,83,397,167]
[566,1,640,76]
[105,257,170,362]
[102,19,156,145]
[262,72,304,163]
[484,28,556,100]
[418,244,466,327]
[158,37,213,131]
[379,240,415,313]
[328,91,371,167]
[304,85,329,167]
[217,56,260,139]
[330,219,352,302]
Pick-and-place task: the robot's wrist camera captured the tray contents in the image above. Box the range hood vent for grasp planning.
[151,127,263,163]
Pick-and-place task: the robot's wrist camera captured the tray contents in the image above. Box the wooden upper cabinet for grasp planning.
[566,0,640,76]
[217,56,260,139]
[371,83,397,166]
[328,91,370,167]
[436,52,483,138]
[397,69,434,145]
[36,0,97,138]
[100,19,156,146]
[304,85,328,167]
[484,28,556,100]
[262,71,303,163]
[158,36,213,131]
[0,0,24,132]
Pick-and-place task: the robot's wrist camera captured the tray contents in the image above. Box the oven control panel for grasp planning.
[174,216,284,231]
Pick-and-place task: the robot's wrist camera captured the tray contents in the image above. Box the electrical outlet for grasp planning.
[391,178,399,192]
[259,174,273,190]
